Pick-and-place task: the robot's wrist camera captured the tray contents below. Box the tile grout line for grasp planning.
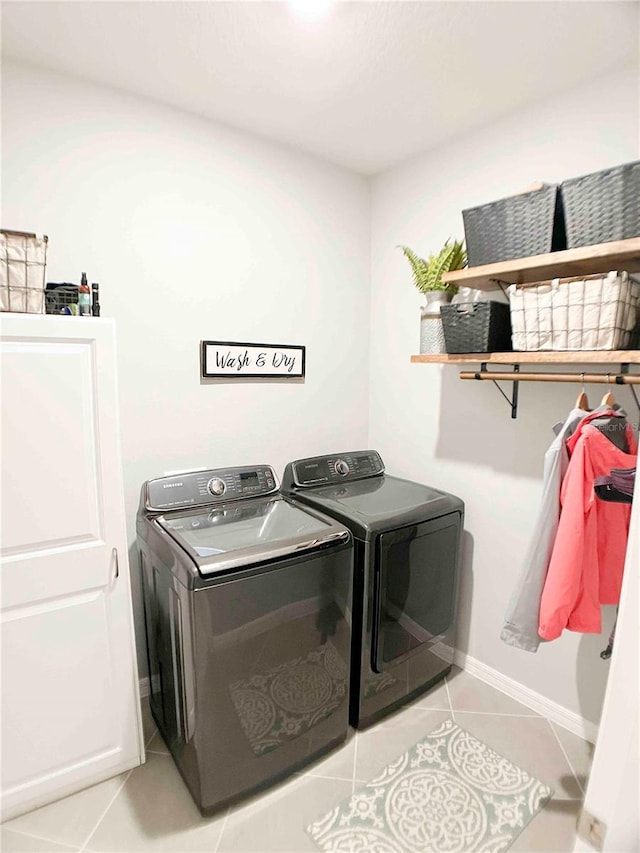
[78,717,159,853]
[300,772,357,783]
[212,805,231,853]
[1,824,81,851]
[545,717,586,796]
[444,676,455,723]
[411,704,451,713]
[449,710,542,718]
[78,768,134,853]
[351,731,359,794]
[547,717,585,795]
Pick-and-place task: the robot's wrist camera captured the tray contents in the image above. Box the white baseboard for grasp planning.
[454,649,599,744]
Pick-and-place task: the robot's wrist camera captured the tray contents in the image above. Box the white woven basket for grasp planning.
[508,270,640,351]
[0,230,48,314]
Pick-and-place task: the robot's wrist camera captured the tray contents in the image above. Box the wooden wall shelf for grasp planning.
[441,237,640,292]
[411,351,640,365]
[413,240,640,416]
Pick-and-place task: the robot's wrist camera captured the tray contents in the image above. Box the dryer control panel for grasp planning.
[285,451,385,488]
[145,465,278,511]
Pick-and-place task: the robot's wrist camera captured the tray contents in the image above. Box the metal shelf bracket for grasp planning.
[619,364,640,415]
[475,363,521,419]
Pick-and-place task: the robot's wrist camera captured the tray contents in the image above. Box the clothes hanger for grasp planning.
[575,392,590,411]
[600,376,617,409]
[592,381,628,451]
[575,374,589,411]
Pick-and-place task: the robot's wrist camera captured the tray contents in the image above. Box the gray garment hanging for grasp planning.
[589,411,630,452]
[500,404,629,653]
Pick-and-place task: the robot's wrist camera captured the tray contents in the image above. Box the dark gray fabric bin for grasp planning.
[561,161,640,249]
[462,185,566,267]
[441,301,513,353]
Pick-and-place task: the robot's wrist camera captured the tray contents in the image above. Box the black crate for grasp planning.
[561,160,640,249]
[45,283,79,314]
[462,184,566,267]
[441,301,513,353]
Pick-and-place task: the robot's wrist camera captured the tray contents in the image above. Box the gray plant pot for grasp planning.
[419,292,451,354]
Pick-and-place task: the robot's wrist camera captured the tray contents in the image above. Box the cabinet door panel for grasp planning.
[1,340,102,553]
[0,316,142,820]
[2,591,115,790]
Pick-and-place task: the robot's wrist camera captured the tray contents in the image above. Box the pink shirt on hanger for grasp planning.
[538,415,637,641]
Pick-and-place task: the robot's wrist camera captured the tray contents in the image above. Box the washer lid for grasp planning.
[292,475,464,538]
[156,495,349,575]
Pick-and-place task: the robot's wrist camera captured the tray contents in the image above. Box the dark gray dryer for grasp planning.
[137,465,353,814]
[281,451,464,729]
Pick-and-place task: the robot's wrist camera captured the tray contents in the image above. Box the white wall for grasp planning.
[1,60,371,676]
[369,65,639,728]
[3,56,638,728]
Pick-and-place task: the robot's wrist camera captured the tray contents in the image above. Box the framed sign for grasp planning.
[201,340,305,379]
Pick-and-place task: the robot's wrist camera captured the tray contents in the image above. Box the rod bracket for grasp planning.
[616,363,630,383]
[474,363,521,418]
[619,364,640,416]
[489,278,513,300]
[459,361,640,419]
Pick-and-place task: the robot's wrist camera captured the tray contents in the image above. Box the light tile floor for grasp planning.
[2,667,594,852]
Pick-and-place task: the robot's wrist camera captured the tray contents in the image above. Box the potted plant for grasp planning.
[398,239,467,353]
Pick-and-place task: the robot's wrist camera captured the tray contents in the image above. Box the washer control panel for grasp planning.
[146,465,277,511]
[291,451,384,487]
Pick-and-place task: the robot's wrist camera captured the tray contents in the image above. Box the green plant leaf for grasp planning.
[398,239,467,294]
[398,245,429,293]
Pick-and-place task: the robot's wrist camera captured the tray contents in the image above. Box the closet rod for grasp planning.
[459,371,640,384]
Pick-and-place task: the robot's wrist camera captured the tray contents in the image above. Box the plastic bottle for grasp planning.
[91,282,100,317]
[79,272,91,317]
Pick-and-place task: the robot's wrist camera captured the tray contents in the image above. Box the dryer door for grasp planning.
[372,513,460,673]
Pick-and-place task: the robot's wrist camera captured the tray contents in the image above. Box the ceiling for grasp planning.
[2,1,638,174]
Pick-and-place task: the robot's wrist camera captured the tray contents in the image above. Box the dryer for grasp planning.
[137,465,353,814]
[281,450,464,728]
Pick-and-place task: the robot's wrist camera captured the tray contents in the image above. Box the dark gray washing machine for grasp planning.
[137,465,353,814]
[281,451,464,729]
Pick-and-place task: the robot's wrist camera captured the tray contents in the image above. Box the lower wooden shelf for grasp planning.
[411,351,640,365]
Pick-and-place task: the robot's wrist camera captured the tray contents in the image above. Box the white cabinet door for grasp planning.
[0,315,143,820]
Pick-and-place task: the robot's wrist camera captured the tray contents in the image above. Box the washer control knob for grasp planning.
[335,459,349,477]
[207,477,226,496]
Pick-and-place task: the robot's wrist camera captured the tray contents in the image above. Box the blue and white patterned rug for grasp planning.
[306,719,553,853]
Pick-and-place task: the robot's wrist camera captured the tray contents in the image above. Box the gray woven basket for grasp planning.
[462,184,566,267]
[441,301,513,353]
[561,161,640,249]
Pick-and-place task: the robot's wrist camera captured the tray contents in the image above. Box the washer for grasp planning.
[281,450,464,729]
[137,464,353,814]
